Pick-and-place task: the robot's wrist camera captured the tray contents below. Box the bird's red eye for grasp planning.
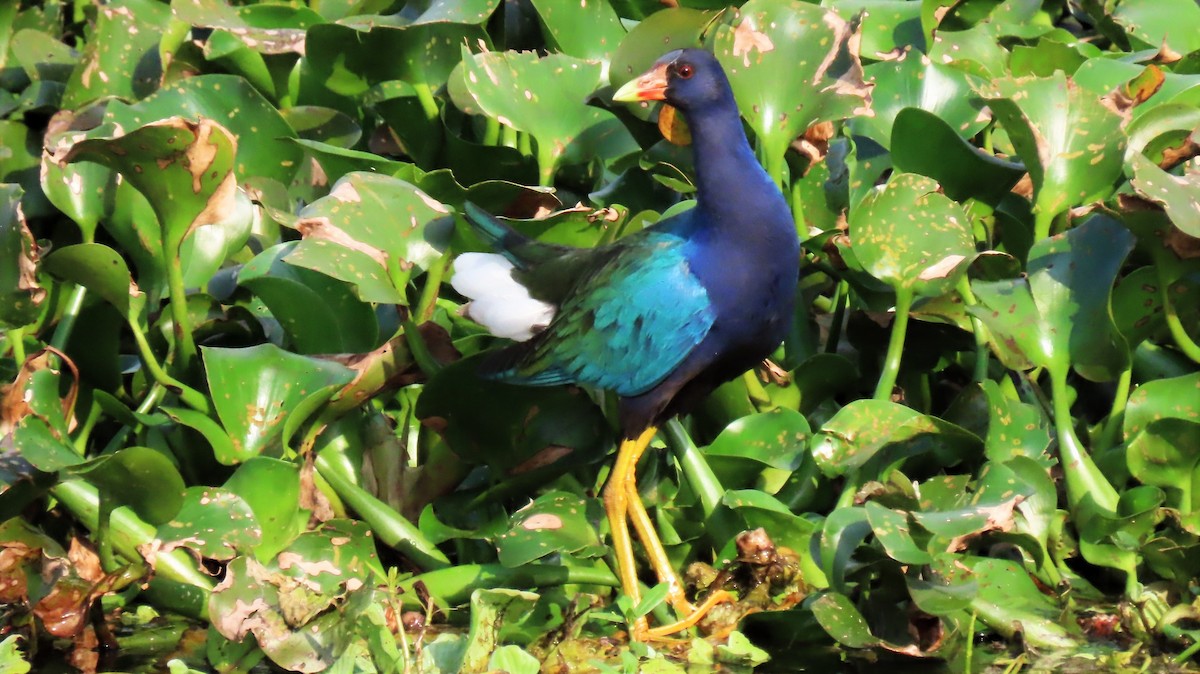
[677,63,694,79]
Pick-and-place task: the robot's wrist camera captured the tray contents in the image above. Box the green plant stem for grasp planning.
[825,280,848,354]
[482,116,500,146]
[402,318,442,378]
[500,124,518,149]
[164,255,198,374]
[742,370,770,408]
[6,326,25,363]
[52,479,216,593]
[874,286,914,400]
[416,252,451,323]
[73,397,102,454]
[1095,367,1132,452]
[660,419,722,519]
[536,139,556,187]
[789,172,806,237]
[1159,270,1200,364]
[957,276,991,383]
[49,284,88,351]
[1033,209,1055,243]
[128,318,211,414]
[411,80,439,124]
[314,450,450,571]
[396,563,618,608]
[763,148,785,191]
[1048,366,1119,514]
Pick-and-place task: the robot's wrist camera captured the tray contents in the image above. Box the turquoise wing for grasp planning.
[481,233,714,396]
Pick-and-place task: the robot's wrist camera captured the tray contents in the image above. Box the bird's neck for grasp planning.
[686,105,789,236]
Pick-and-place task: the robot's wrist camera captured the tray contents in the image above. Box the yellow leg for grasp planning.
[603,427,657,627]
[605,426,733,641]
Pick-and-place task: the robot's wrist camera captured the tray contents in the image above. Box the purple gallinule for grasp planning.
[451,48,799,638]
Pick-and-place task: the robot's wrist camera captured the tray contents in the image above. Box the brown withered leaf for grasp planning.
[0,347,80,438]
[68,538,104,584]
[0,541,38,603]
[946,497,1024,553]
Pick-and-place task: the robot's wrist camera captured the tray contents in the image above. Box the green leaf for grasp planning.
[39,141,117,242]
[704,408,810,492]
[495,492,606,567]
[849,172,975,297]
[239,242,379,354]
[1025,214,1134,381]
[41,243,137,318]
[202,343,357,463]
[959,557,1079,649]
[68,446,186,526]
[157,487,262,561]
[1110,0,1200,55]
[1128,152,1200,238]
[864,501,932,565]
[890,108,1024,205]
[1126,419,1200,511]
[223,457,304,560]
[0,184,43,328]
[529,0,625,61]
[854,54,986,150]
[286,172,453,303]
[980,73,1126,227]
[811,400,981,478]
[810,592,881,649]
[62,0,168,107]
[460,49,627,183]
[713,0,870,182]
[56,117,240,257]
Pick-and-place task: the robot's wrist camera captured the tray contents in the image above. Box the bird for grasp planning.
[450,48,800,639]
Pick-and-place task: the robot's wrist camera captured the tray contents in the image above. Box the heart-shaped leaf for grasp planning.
[713,0,871,183]
[495,492,606,567]
[68,446,185,526]
[849,173,975,297]
[203,343,357,463]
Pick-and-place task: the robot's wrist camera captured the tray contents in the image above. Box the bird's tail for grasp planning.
[462,202,566,268]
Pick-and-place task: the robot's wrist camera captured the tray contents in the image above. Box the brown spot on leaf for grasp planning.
[295,216,389,267]
[917,254,967,281]
[731,20,775,67]
[521,514,564,530]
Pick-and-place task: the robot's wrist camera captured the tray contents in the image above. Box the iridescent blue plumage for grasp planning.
[453,48,799,436]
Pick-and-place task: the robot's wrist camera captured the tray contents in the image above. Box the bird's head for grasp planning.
[612,48,731,113]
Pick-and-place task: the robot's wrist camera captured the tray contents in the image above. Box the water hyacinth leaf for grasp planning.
[610,8,711,95]
[961,557,1079,649]
[819,506,871,593]
[460,50,624,183]
[55,118,239,254]
[288,139,408,186]
[238,242,379,355]
[61,0,168,108]
[0,184,43,328]
[41,243,137,318]
[890,108,1024,206]
[10,29,76,82]
[10,370,82,472]
[103,75,301,185]
[528,0,625,62]
[1126,419,1200,509]
[179,188,255,289]
[223,457,304,560]
[968,277,1051,371]
[853,53,985,149]
[1026,215,1134,382]
[1110,0,1200,55]
[39,151,117,242]
[67,446,185,526]
[864,501,932,565]
[712,0,871,182]
[1128,153,1200,238]
[1112,266,1166,347]
[703,408,810,492]
[0,121,50,218]
[722,490,818,553]
[945,381,1052,464]
[811,399,982,477]
[829,0,924,57]
[810,592,878,648]
[979,74,1126,228]
[208,521,378,672]
[416,355,609,475]
[1125,372,1200,440]
[495,492,606,567]
[280,106,362,148]
[157,486,262,561]
[286,172,451,303]
[460,589,540,673]
[849,173,975,297]
[161,407,239,467]
[202,343,357,463]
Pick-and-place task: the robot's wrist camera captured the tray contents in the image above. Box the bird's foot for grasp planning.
[632,589,735,641]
